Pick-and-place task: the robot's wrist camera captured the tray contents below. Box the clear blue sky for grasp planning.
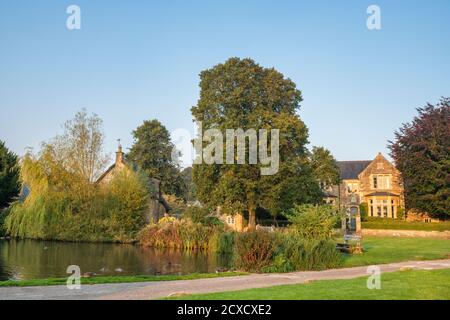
[1,0,449,166]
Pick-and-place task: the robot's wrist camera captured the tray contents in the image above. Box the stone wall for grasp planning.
[406,210,440,223]
[362,228,450,239]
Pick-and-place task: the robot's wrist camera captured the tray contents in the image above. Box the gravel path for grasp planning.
[1,259,449,300]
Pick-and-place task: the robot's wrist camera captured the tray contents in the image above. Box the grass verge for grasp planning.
[0,272,246,287]
[342,237,450,267]
[168,268,450,300]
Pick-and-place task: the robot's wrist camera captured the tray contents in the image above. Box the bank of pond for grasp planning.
[0,204,347,280]
[0,220,343,281]
[138,220,343,273]
[0,238,234,281]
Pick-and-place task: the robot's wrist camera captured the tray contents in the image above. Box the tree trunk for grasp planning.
[150,200,160,224]
[248,206,256,231]
[159,196,171,213]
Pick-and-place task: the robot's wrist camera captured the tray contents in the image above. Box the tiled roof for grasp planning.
[337,161,371,180]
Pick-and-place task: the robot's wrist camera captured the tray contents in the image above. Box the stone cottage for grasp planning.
[96,142,170,223]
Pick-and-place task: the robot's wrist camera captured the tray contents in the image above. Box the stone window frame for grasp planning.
[370,174,392,190]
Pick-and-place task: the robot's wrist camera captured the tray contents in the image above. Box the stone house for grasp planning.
[325,153,405,218]
[96,143,170,223]
[221,213,246,232]
[216,204,247,232]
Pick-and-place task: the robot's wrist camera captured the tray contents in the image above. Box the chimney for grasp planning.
[116,139,123,165]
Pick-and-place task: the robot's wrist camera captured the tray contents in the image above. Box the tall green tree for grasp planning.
[191,58,321,230]
[310,146,340,189]
[389,98,450,219]
[260,158,323,219]
[128,119,184,197]
[0,141,20,209]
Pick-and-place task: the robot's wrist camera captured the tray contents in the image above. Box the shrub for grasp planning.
[182,206,221,225]
[262,232,343,272]
[233,231,279,272]
[232,230,342,273]
[284,204,338,240]
[281,234,342,270]
[203,216,224,226]
[359,203,369,222]
[215,231,235,254]
[396,206,405,220]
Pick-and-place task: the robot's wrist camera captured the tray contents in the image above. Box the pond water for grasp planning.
[0,239,233,281]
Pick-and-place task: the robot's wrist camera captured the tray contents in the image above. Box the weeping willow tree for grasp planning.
[5,110,150,242]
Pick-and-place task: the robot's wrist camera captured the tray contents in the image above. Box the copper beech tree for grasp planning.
[389,98,450,219]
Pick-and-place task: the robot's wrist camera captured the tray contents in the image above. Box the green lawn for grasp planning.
[342,237,450,267]
[362,219,450,231]
[170,268,450,300]
[0,272,246,287]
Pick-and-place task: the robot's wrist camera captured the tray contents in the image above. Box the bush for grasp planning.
[203,216,224,226]
[182,206,208,223]
[182,206,223,227]
[215,231,235,254]
[396,206,405,220]
[261,232,342,273]
[359,203,369,222]
[284,204,338,240]
[233,230,279,272]
[231,230,343,273]
[280,234,342,271]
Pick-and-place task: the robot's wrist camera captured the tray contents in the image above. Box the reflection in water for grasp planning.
[0,239,232,281]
